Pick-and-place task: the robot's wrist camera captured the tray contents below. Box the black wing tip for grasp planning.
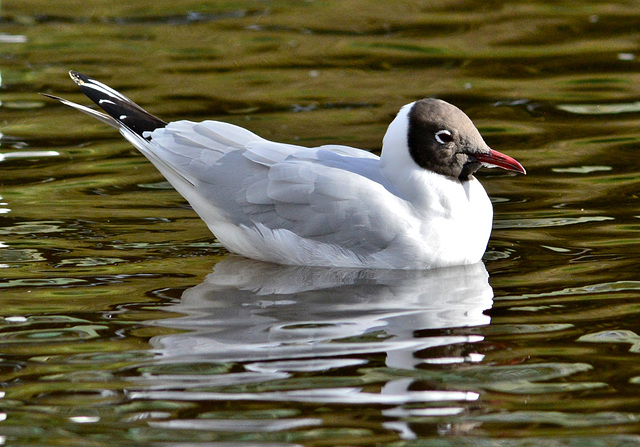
[66,70,167,136]
[69,70,90,85]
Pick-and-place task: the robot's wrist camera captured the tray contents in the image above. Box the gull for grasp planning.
[44,71,525,269]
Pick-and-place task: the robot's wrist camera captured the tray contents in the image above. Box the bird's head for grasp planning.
[383,98,525,182]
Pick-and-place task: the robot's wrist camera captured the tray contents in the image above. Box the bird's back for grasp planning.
[142,120,414,267]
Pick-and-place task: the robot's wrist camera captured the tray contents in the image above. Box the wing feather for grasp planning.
[47,73,409,265]
[148,121,404,254]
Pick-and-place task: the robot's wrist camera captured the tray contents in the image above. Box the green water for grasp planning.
[1,0,640,445]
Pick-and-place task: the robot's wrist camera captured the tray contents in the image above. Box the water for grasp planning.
[1,0,640,445]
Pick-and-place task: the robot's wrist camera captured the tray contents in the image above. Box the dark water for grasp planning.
[1,1,640,445]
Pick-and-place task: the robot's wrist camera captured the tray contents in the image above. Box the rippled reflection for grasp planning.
[138,257,492,412]
[152,257,492,366]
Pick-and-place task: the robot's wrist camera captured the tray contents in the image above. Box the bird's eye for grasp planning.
[435,129,454,144]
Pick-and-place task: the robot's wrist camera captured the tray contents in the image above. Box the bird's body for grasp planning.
[46,72,524,269]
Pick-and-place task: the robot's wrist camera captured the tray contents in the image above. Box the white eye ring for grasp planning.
[435,129,453,145]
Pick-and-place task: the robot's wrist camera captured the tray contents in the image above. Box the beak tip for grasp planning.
[476,149,526,175]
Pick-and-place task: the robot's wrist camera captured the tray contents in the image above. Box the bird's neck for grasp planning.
[380,103,462,206]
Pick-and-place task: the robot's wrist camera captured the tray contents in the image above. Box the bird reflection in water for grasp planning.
[143,258,493,438]
[150,257,492,372]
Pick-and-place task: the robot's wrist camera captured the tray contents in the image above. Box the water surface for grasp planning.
[1,1,640,445]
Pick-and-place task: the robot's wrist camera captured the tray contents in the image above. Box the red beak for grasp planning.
[475,149,526,175]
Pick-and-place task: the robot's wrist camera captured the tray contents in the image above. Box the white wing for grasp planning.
[48,72,416,266]
[144,120,407,255]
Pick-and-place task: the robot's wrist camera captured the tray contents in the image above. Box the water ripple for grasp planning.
[495,216,614,229]
[128,388,480,405]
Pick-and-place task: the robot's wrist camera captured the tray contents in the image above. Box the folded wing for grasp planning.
[145,120,405,255]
